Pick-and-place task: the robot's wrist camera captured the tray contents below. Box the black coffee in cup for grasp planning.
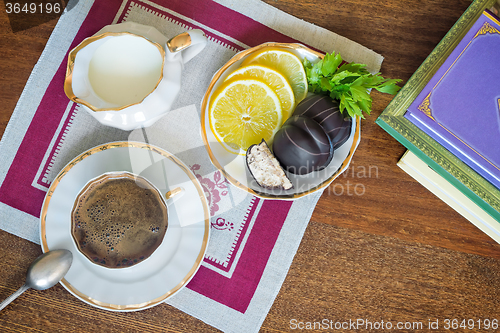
[71,172,168,268]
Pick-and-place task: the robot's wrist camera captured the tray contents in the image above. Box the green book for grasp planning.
[376,0,500,222]
[398,150,500,241]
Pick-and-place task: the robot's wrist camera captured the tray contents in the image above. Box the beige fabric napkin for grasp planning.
[0,0,383,332]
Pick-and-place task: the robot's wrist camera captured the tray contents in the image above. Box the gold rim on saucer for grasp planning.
[40,141,210,311]
[200,42,361,200]
[64,32,166,112]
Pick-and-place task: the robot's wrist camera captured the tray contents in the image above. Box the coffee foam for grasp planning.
[71,173,168,268]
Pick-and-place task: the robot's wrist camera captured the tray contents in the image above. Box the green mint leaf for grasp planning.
[339,94,348,115]
[320,77,332,91]
[350,85,371,102]
[329,90,342,101]
[339,74,362,85]
[311,59,324,75]
[337,62,368,75]
[358,98,372,115]
[329,71,353,86]
[322,52,342,76]
[303,52,402,118]
[374,79,402,94]
[303,58,313,69]
[332,84,351,94]
[362,75,389,89]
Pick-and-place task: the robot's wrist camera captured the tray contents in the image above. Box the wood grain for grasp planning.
[266,222,500,331]
[1,0,499,332]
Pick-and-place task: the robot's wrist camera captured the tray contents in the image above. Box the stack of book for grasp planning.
[398,150,500,243]
[377,0,500,242]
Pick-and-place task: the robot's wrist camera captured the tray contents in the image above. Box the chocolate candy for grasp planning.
[272,115,333,175]
[293,94,352,150]
[246,139,293,190]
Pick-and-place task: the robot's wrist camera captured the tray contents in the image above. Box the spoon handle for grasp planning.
[0,284,30,311]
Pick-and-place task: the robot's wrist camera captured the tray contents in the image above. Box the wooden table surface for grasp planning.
[1,0,500,332]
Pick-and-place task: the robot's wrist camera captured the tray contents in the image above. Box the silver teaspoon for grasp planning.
[0,249,73,311]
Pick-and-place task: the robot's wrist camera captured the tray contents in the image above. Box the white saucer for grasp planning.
[40,142,210,311]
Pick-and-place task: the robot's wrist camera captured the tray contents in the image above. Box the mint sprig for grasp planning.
[303,52,402,118]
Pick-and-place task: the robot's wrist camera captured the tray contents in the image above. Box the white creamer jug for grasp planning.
[64,22,207,130]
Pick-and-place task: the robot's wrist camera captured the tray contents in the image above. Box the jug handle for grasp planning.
[166,29,207,64]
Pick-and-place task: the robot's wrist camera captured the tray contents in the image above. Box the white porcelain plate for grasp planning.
[200,43,361,200]
[40,142,210,311]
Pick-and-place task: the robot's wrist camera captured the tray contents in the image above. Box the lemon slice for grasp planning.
[242,48,308,103]
[209,79,283,154]
[225,64,295,122]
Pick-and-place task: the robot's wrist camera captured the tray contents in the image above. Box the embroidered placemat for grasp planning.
[0,0,383,331]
